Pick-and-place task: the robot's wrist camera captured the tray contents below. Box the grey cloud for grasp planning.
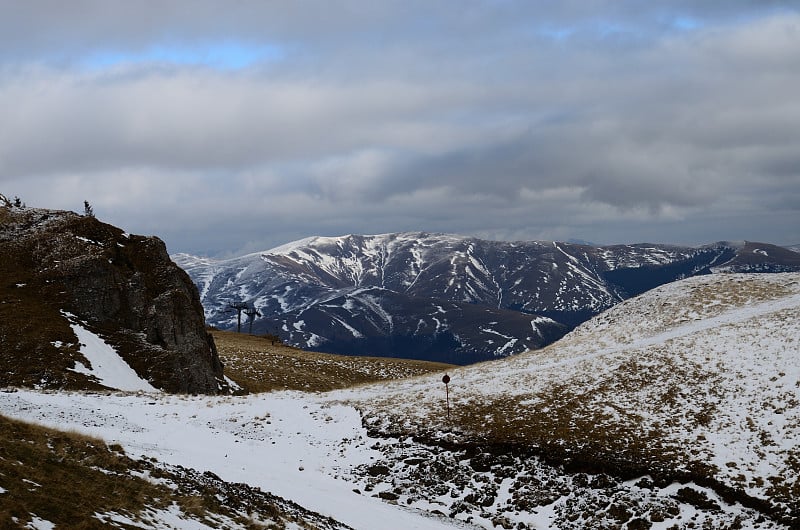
[3,1,795,69]
[1,2,799,255]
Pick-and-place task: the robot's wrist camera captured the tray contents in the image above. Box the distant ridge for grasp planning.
[174,233,800,364]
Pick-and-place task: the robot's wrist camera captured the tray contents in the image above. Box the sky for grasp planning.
[1,1,799,257]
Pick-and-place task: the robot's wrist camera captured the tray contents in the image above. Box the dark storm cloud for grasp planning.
[1,1,798,254]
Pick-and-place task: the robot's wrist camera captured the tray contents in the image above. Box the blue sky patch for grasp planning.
[83,40,284,70]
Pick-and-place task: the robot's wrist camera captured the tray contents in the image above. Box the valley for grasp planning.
[3,3,799,528]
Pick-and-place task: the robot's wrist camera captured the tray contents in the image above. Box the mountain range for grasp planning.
[174,233,800,363]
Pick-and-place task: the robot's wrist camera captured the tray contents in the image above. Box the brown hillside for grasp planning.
[213,330,453,393]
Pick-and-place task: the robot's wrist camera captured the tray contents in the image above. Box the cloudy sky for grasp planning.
[2,1,799,256]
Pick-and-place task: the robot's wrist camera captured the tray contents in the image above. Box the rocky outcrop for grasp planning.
[0,198,226,393]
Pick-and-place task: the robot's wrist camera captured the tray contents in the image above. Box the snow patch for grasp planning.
[66,316,158,393]
[24,515,55,530]
[75,235,100,246]
[224,376,242,392]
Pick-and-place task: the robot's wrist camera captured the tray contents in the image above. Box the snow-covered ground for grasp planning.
[1,272,798,529]
[5,302,478,528]
[0,389,478,530]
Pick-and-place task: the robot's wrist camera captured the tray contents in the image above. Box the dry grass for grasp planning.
[0,413,170,527]
[213,330,454,393]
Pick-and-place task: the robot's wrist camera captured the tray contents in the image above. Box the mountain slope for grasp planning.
[211,329,454,393]
[346,272,800,526]
[175,233,800,363]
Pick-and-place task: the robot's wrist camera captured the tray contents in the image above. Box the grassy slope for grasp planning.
[213,330,454,393]
[345,273,800,524]
[0,412,162,527]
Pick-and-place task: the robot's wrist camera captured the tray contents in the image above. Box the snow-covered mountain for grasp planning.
[174,233,800,363]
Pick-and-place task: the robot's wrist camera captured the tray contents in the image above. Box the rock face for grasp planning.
[0,198,225,393]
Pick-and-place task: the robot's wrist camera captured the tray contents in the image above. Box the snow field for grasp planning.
[0,390,472,530]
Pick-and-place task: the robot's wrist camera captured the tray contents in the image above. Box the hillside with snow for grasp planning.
[0,272,798,528]
[346,272,800,527]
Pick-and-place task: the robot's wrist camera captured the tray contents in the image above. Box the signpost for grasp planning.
[442,373,451,420]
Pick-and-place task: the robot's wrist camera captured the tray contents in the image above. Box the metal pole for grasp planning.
[442,374,451,420]
[446,383,450,420]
